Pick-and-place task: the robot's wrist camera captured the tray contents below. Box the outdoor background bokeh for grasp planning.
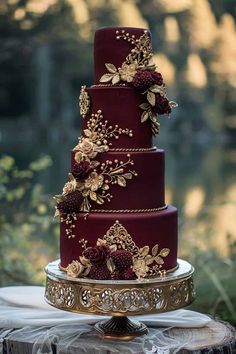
[0,0,236,324]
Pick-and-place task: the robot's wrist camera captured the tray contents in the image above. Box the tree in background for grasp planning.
[1,0,236,135]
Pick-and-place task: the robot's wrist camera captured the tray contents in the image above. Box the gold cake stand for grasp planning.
[45,259,194,340]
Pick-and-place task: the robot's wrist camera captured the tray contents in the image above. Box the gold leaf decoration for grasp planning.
[139,245,149,257]
[159,248,170,257]
[109,168,124,176]
[102,183,110,190]
[80,197,91,212]
[149,84,166,96]
[141,111,149,123]
[105,63,117,73]
[117,176,126,187]
[147,91,156,106]
[140,102,150,110]
[112,74,120,85]
[100,73,114,83]
[107,258,116,273]
[152,244,159,257]
[122,173,133,179]
[96,195,105,204]
[84,129,91,137]
[145,254,154,265]
[89,191,97,201]
[155,256,164,265]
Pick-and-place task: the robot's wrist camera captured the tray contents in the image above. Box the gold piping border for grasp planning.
[59,263,179,274]
[92,83,128,87]
[90,205,168,213]
[109,147,156,152]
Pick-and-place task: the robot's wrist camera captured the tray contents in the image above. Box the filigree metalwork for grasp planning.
[45,280,75,308]
[45,259,195,316]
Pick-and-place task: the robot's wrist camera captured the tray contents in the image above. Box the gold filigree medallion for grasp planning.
[79,86,90,118]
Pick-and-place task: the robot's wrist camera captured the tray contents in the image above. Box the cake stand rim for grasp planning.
[45,258,194,287]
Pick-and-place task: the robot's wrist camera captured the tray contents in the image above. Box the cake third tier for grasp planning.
[71,149,165,210]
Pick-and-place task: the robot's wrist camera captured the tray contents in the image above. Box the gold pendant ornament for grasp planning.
[79,86,90,118]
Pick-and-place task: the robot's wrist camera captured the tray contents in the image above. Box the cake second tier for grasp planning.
[71,148,165,210]
[83,86,153,150]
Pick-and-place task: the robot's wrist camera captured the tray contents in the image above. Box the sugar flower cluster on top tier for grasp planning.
[66,220,170,279]
[99,30,177,135]
[54,110,137,223]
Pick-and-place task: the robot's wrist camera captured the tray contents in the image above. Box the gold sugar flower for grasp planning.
[67,260,84,278]
[62,174,77,195]
[84,172,104,192]
[77,138,98,159]
[132,258,149,278]
[119,62,137,82]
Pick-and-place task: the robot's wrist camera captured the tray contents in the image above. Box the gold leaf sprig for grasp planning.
[99,154,137,187]
[139,84,175,136]
[132,244,170,279]
[78,154,137,212]
[116,30,153,68]
[73,110,133,155]
[55,108,137,215]
[60,213,77,239]
[140,102,160,135]
[100,30,154,85]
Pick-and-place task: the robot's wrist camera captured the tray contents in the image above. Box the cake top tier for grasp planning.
[94,27,152,84]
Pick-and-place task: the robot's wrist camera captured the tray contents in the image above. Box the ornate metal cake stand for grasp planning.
[45,259,194,340]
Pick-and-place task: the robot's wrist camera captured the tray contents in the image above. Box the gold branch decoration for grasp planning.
[54,109,137,217]
[99,29,178,136]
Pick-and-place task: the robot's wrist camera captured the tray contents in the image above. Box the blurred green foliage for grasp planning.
[0,155,58,286]
[188,238,236,326]
[1,0,236,137]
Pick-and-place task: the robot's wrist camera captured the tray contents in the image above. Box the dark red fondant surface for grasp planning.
[71,148,165,210]
[94,27,151,84]
[60,206,178,271]
[85,86,152,149]
[59,27,179,277]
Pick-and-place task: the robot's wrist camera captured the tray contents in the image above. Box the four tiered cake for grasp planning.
[54,27,178,281]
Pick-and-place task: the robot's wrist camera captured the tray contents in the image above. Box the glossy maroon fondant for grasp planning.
[59,26,179,276]
[60,206,178,270]
[71,148,165,210]
[85,86,152,149]
[94,27,151,84]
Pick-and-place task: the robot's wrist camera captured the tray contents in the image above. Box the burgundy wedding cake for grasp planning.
[55,27,178,281]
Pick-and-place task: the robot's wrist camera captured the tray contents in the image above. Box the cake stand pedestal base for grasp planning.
[95,316,148,340]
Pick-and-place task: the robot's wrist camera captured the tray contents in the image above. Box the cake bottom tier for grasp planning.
[60,205,178,272]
